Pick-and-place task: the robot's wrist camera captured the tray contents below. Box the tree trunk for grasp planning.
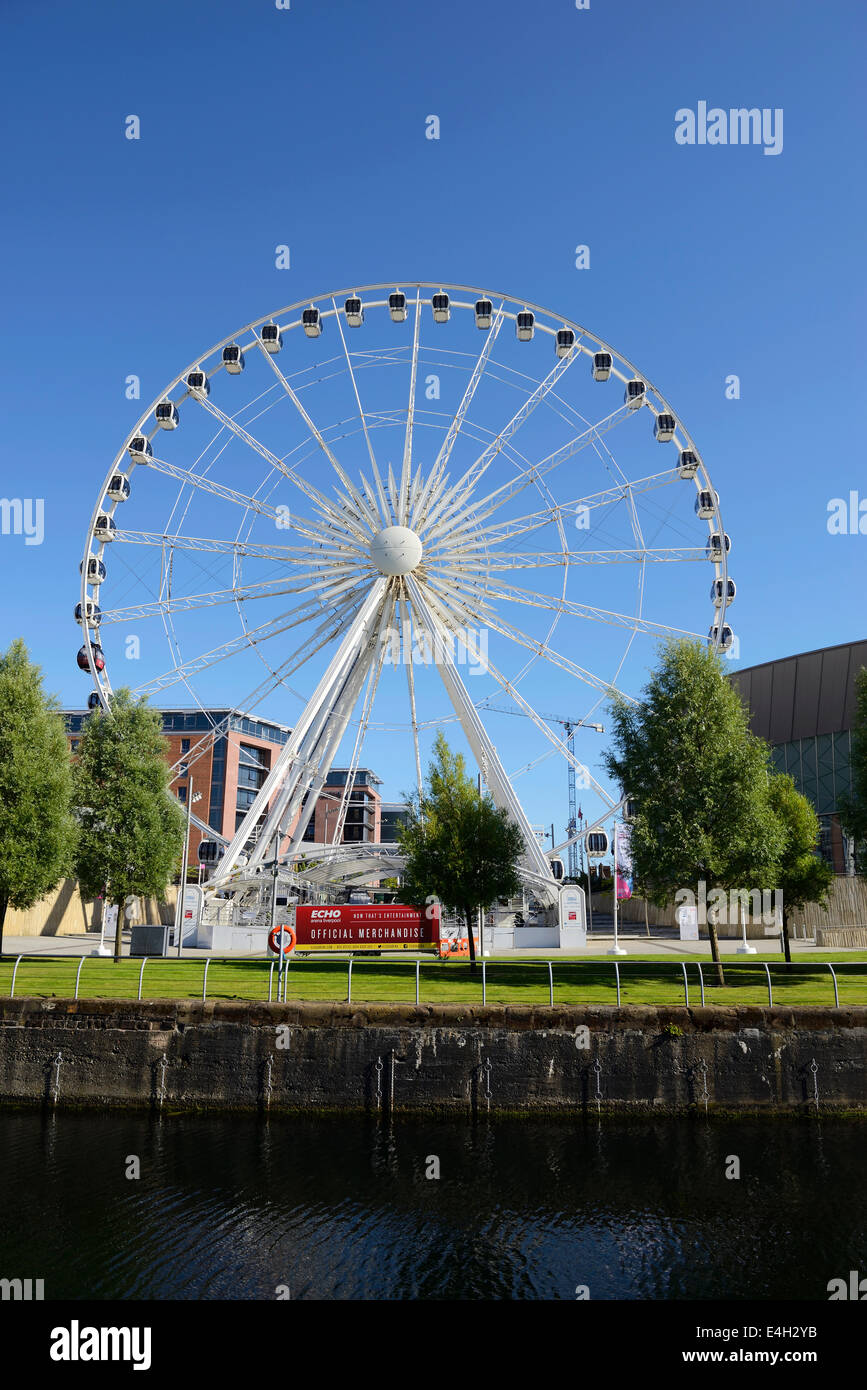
[707,919,726,988]
[0,895,7,959]
[113,896,125,964]
[465,905,477,974]
[781,908,792,967]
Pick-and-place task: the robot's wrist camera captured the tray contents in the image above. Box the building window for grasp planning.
[178,784,188,803]
[181,738,191,754]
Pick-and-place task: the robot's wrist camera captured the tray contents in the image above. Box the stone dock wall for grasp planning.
[0,998,864,1115]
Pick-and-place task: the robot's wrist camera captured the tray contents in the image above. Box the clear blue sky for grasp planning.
[1,0,864,833]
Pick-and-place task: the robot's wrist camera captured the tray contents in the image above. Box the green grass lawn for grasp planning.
[0,952,865,1009]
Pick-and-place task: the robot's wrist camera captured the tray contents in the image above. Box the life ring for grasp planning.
[268,925,295,955]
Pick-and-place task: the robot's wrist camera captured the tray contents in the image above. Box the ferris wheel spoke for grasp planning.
[425,545,707,572]
[397,290,423,525]
[420,572,496,627]
[110,528,366,567]
[143,454,283,521]
[330,297,383,489]
[194,394,367,540]
[469,469,680,549]
[427,403,634,546]
[479,578,705,640]
[412,304,506,532]
[426,349,579,535]
[482,607,638,706]
[99,574,335,626]
[256,338,383,537]
[132,593,358,698]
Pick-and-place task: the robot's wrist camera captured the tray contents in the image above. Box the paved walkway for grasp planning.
[1,929,863,959]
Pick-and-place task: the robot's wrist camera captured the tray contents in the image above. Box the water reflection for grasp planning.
[0,1111,862,1300]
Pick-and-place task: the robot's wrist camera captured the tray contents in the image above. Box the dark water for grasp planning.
[0,1111,863,1300]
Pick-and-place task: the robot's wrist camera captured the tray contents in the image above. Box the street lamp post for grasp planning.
[608,817,627,957]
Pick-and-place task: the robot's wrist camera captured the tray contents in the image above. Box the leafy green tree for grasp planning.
[839,666,867,872]
[768,773,834,964]
[399,732,524,971]
[604,639,785,985]
[72,688,185,960]
[0,640,77,955]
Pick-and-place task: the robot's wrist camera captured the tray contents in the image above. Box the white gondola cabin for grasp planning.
[261,322,283,352]
[222,344,245,372]
[107,474,130,503]
[80,556,106,585]
[186,369,210,398]
[74,600,101,626]
[708,624,734,651]
[344,297,364,327]
[388,292,407,323]
[586,830,609,858]
[592,351,612,381]
[654,412,677,442]
[711,577,736,607]
[155,400,179,430]
[431,292,450,323]
[695,489,718,520]
[678,449,698,479]
[87,691,102,710]
[302,307,323,338]
[128,435,152,463]
[624,379,646,409]
[474,298,493,329]
[556,328,575,358]
[706,532,731,560]
[516,310,535,341]
[93,514,116,542]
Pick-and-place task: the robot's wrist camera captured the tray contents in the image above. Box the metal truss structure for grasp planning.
[78,283,731,923]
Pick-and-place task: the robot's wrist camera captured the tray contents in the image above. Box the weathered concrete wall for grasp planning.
[0,999,864,1115]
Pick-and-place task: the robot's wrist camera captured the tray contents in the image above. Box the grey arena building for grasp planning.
[730,639,866,873]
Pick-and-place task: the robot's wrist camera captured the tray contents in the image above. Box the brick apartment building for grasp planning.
[64,707,408,860]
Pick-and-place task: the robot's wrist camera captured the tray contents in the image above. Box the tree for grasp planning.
[72,688,186,960]
[768,773,834,964]
[604,639,785,985]
[0,640,77,956]
[399,732,524,971]
[839,666,867,872]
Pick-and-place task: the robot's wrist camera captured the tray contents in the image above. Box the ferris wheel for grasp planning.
[77,281,733,909]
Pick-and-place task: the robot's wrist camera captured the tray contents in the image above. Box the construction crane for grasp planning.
[479,702,604,877]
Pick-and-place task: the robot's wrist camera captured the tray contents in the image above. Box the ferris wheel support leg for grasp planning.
[405,576,557,903]
[212,581,388,882]
[265,593,397,859]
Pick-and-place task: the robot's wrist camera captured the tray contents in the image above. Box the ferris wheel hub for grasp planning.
[369,525,423,576]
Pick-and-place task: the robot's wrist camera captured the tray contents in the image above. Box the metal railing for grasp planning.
[0,953,864,1009]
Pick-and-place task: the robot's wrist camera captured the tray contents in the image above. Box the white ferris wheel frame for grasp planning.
[78,282,731,905]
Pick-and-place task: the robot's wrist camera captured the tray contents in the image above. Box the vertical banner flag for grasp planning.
[615,821,633,901]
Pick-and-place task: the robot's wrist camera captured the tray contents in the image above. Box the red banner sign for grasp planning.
[292,903,440,952]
